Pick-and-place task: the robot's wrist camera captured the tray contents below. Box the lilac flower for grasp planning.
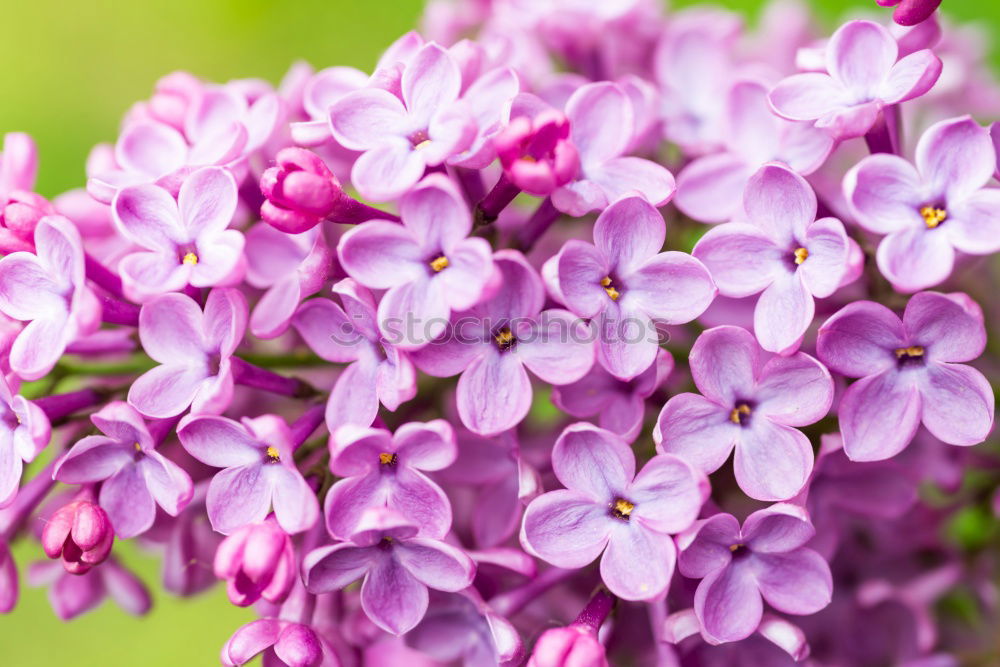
[0,132,42,253]
[654,326,833,501]
[303,508,476,635]
[293,279,417,431]
[259,147,346,233]
[323,420,456,540]
[112,166,245,302]
[551,82,676,216]
[663,608,812,663]
[28,557,151,621]
[87,120,246,205]
[675,80,834,223]
[221,618,339,667]
[0,215,101,381]
[494,94,579,196]
[128,288,247,419]
[329,43,475,201]
[337,174,495,349]
[552,348,673,444]
[185,86,283,159]
[245,223,330,339]
[413,250,594,436]
[41,498,114,575]
[448,66,520,169]
[53,402,193,538]
[0,133,36,202]
[521,423,708,601]
[676,504,833,643]
[157,483,221,597]
[877,0,942,27]
[545,195,715,380]
[769,20,942,140]
[816,291,994,461]
[407,590,523,666]
[176,413,320,535]
[844,116,1000,292]
[693,163,853,354]
[213,515,296,607]
[0,376,49,508]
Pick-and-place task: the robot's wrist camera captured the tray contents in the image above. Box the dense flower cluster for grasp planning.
[1,0,998,665]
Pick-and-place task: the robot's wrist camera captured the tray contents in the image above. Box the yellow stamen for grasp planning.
[182,251,199,265]
[919,206,947,229]
[429,256,449,272]
[266,446,280,461]
[729,403,751,424]
[600,276,620,301]
[379,452,398,466]
[729,543,743,552]
[793,247,809,265]
[133,442,142,452]
[495,328,515,350]
[894,345,925,359]
[612,498,635,519]
[414,139,432,150]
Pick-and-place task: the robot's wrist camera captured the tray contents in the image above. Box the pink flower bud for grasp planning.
[527,625,608,667]
[260,148,343,233]
[41,499,114,575]
[0,191,54,253]
[214,515,296,607]
[495,109,579,196]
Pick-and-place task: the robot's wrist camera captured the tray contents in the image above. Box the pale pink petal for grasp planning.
[128,365,208,419]
[351,139,427,202]
[743,164,817,247]
[844,154,923,235]
[328,88,408,151]
[879,49,943,105]
[176,415,263,467]
[947,189,1000,255]
[798,218,850,298]
[752,549,832,615]
[456,350,531,436]
[207,464,272,535]
[402,44,462,126]
[399,174,471,253]
[521,490,612,568]
[734,420,813,501]
[915,116,995,202]
[876,226,954,293]
[113,183,186,250]
[816,301,905,377]
[754,272,814,355]
[100,464,156,538]
[826,20,897,93]
[693,223,781,298]
[138,293,207,363]
[593,195,665,276]
[587,157,676,208]
[839,370,921,461]
[918,362,994,446]
[566,82,631,166]
[337,221,424,289]
[695,559,763,643]
[768,74,847,122]
[360,556,428,635]
[689,325,761,405]
[624,251,716,324]
[600,524,675,600]
[178,167,238,238]
[675,153,754,223]
[654,393,738,474]
[326,361,380,431]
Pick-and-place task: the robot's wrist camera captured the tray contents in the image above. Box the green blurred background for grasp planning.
[0,0,996,664]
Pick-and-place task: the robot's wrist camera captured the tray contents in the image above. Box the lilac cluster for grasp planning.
[1,0,999,665]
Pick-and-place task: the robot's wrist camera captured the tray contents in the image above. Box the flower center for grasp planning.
[919,206,946,229]
[495,327,516,351]
[378,536,394,550]
[409,130,431,150]
[729,402,751,425]
[729,543,745,553]
[793,247,809,265]
[133,442,141,452]
[265,446,281,462]
[379,452,398,466]
[429,255,449,272]
[894,345,924,360]
[611,497,635,521]
[600,276,620,301]
[182,251,199,265]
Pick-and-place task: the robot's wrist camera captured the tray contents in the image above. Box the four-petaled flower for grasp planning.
[694,163,854,354]
[303,507,475,635]
[844,116,1000,292]
[677,504,833,644]
[769,20,942,140]
[817,291,994,461]
[324,420,456,540]
[547,195,716,380]
[521,423,708,600]
[655,326,834,501]
[54,402,194,538]
[177,413,320,535]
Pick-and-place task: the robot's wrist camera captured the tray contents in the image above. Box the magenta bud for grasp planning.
[892,0,941,26]
[527,626,608,667]
[0,191,54,251]
[214,516,296,607]
[260,148,344,234]
[41,500,114,575]
[495,109,579,196]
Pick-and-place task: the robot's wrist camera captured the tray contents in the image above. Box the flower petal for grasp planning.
[755,353,834,426]
[743,163,816,247]
[388,468,453,539]
[303,543,376,593]
[768,73,847,122]
[734,420,813,501]
[178,167,238,238]
[399,175,471,254]
[695,559,763,643]
[904,291,986,363]
[752,549,832,615]
[177,415,262,468]
[799,217,850,298]
[566,82,631,166]
[587,157,676,208]
[402,44,462,126]
[918,362,994,446]
[600,523,675,600]
[395,538,475,592]
[693,223,781,298]
[826,20,897,94]
[351,139,427,202]
[675,153,754,223]
[113,183,185,251]
[625,251,716,324]
[207,464,272,535]
[456,347,531,437]
[676,513,741,579]
[361,555,429,636]
[100,463,156,538]
[689,325,761,405]
[515,309,594,385]
[742,503,815,553]
[817,301,906,377]
[139,450,193,516]
[128,364,207,419]
[915,116,994,202]
[520,489,612,568]
[267,465,320,534]
[653,393,737,475]
[552,422,635,499]
[54,436,131,484]
[138,293,207,363]
[753,271,814,355]
[594,195,665,276]
[329,88,408,151]
[839,370,921,461]
[876,226,954,293]
[947,188,1000,256]
[879,49,942,105]
[629,454,706,534]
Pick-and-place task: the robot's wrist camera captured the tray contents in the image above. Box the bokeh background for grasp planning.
[0,0,996,664]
